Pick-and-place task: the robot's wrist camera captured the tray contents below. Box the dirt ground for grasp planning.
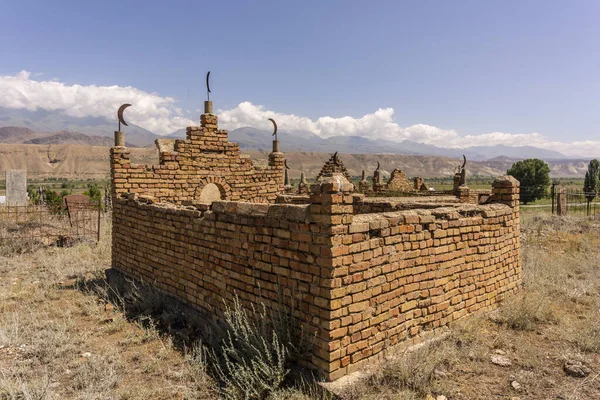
[1,212,599,399]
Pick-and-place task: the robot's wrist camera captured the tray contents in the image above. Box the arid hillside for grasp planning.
[0,143,591,180]
[0,144,158,179]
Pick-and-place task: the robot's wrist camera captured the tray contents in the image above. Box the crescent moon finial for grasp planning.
[206,71,211,101]
[333,151,338,165]
[268,118,278,140]
[117,103,132,131]
[376,161,380,170]
[462,154,467,169]
[284,160,290,169]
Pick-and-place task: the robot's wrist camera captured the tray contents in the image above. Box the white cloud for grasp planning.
[218,102,600,157]
[1,70,599,157]
[0,70,195,134]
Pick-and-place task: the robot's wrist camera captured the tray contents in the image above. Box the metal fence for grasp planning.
[0,203,101,246]
[559,189,600,216]
[520,186,600,216]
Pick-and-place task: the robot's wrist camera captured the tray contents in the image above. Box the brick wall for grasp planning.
[325,191,521,379]
[111,172,521,381]
[110,103,285,204]
[111,196,325,331]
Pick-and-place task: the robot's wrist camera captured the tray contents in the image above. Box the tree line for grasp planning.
[506,158,600,205]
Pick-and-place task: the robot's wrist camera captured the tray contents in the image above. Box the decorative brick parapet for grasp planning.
[110,108,285,204]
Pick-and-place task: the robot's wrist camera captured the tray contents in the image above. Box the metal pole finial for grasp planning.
[269,118,278,141]
[206,71,211,102]
[117,103,131,132]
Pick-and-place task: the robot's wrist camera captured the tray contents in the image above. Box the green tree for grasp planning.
[27,186,41,204]
[84,183,102,205]
[583,159,600,200]
[45,189,66,213]
[506,158,551,204]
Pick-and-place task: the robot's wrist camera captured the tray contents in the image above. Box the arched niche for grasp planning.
[198,183,222,204]
[194,177,231,204]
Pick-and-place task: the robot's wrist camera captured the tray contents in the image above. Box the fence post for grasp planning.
[97,201,101,242]
[551,182,556,215]
[556,187,567,216]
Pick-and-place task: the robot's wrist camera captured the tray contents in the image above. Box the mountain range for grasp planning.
[0,142,590,180]
[0,107,157,147]
[0,126,133,147]
[0,107,570,160]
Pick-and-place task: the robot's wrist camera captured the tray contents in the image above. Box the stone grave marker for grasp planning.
[6,169,27,206]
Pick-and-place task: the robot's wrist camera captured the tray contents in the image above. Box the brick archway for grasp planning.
[195,176,231,201]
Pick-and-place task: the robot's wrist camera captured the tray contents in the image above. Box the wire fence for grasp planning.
[561,189,600,216]
[521,185,600,216]
[0,202,101,247]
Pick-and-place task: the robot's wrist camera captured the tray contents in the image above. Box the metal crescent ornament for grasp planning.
[333,151,339,165]
[206,71,211,101]
[117,103,132,131]
[376,161,380,170]
[284,160,290,170]
[268,118,278,140]
[462,154,467,169]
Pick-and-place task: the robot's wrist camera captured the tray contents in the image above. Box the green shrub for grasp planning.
[205,295,313,400]
[209,297,290,400]
[26,186,41,204]
[84,183,102,205]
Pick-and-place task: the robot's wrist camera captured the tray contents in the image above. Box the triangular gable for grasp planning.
[315,153,353,182]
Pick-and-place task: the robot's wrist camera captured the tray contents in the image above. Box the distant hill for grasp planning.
[0,108,570,159]
[23,131,113,146]
[0,107,159,147]
[465,144,565,160]
[170,126,567,160]
[0,127,134,147]
[0,142,589,180]
[0,143,157,179]
[0,126,49,143]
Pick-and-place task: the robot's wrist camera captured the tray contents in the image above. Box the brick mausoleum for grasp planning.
[110,101,522,381]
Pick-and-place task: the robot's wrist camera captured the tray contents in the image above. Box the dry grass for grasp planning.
[2,211,600,399]
[0,216,218,400]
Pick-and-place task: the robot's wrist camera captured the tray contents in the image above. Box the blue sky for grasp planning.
[1,1,600,155]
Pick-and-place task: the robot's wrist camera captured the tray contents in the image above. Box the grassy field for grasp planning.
[1,212,599,399]
[0,178,109,197]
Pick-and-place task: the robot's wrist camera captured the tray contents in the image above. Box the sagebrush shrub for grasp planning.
[208,296,306,400]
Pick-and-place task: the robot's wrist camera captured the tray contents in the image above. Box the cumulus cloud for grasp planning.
[218,102,600,157]
[0,70,195,134]
[1,70,599,156]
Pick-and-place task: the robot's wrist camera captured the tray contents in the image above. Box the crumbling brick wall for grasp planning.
[385,169,413,191]
[111,172,521,381]
[110,103,284,204]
